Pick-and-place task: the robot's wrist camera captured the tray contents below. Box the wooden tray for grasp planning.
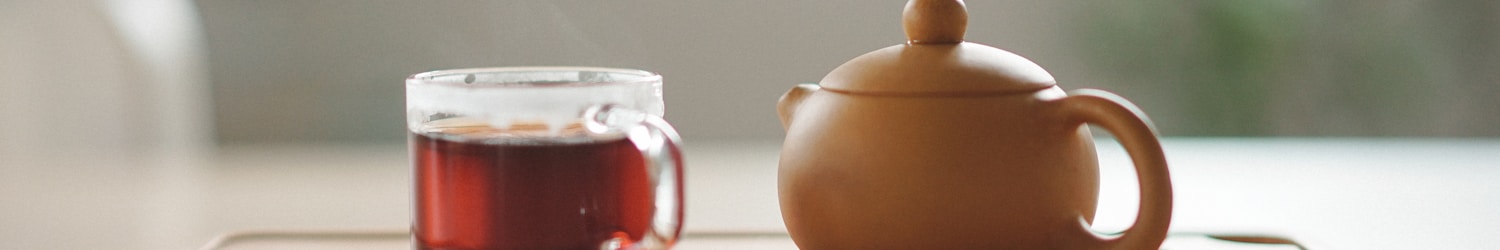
[200,229,1305,250]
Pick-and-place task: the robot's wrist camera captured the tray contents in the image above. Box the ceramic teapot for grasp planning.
[776,0,1172,249]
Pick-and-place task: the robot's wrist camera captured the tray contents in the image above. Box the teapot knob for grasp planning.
[904,0,967,44]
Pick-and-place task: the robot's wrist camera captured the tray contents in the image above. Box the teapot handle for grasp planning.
[1054,89,1173,250]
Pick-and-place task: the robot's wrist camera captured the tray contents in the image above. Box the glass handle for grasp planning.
[586,105,685,250]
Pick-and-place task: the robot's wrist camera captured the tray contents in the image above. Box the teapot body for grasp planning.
[778,86,1104,249]
[777,1,1173,248]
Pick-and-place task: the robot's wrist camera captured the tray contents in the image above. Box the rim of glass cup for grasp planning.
[406,66,662,88]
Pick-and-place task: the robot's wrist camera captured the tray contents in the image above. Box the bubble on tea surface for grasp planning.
[420,117,499,137]
[545,116,578,135]
[419,115,615,145]
[485,116,515,133]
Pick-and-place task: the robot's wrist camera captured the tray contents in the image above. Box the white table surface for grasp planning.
[2,138,1497,249]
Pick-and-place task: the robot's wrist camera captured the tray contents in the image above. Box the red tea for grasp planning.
[411,128,654,250]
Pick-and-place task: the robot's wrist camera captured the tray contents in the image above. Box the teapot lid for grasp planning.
[819,0,1056,95]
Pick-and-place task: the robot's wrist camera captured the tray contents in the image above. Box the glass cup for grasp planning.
[405,67,684,250]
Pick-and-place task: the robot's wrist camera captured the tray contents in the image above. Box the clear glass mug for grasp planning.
[405,67,684,250]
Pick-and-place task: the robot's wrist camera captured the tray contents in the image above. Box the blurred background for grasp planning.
[1,0,1497,249]
[199,0,1497,146]
[5,0,1495,153]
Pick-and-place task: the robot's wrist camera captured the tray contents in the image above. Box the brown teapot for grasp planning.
[776,0,1173,249]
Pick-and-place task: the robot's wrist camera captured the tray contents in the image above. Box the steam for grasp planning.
[426,2,623,67]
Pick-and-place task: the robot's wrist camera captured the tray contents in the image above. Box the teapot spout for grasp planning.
[778,84,821,130]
